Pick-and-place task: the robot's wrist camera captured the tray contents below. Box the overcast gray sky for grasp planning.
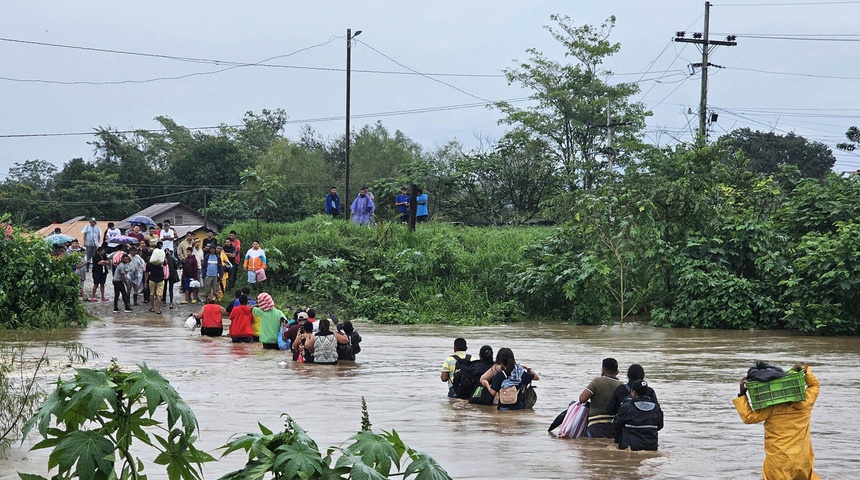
[2,0,859,177]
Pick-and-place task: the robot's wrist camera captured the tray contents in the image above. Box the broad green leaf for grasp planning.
[126,364,198,435]
[218,432,261,458]
[17,474,49,480]
[403,450,454,480]
[67,369,118,419]
[50,430,115,480]
[343,431,398,476]
[272,443,325,479]
[334,450,388,480]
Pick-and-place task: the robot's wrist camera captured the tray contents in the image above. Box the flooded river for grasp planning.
[1,310,857,479]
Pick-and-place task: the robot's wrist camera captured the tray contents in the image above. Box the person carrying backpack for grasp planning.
[440,338,471,398]
[480,348,539,410]
[453,345,494,399]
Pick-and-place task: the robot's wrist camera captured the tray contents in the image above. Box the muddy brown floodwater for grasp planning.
[1,306,858,479]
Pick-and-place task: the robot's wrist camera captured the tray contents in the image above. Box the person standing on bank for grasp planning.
[734,363,821,480]
[243,240,267,291]
[578,357,623,438]
[350,186,375,226]
[82,218,102,271]
[415,189,429,222]
[395,187,409,223]
[325,186,341,218]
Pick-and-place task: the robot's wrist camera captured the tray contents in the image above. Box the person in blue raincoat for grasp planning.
[350,186,375,225]
[325,186,340,218]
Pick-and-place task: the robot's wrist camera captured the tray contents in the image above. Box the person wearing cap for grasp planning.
[613,379,663,451]
[287,311,309,359]
[350,186,375,225]
[253,292,286,349]
[578,357,624,438]
[734,363,820,480]
[81,218,102,271]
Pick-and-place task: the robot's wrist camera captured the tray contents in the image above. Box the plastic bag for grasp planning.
[558,402,589,439]
[189,279,201,289]
[185,316,198,330]
[255,268,267,282]
[747,361,787,382]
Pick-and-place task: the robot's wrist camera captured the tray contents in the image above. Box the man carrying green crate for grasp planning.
[733,363,821,480]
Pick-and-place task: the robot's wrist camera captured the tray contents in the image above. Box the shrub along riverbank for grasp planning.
[0,214,88,329]
[230,147,860,336]
[229,217,551,325]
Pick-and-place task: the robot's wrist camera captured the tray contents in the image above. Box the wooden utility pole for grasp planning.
[674,2,736,141]
[344,29,361,220]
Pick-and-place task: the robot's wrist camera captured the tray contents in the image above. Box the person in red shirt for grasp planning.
[127,224,146,243]
[229,294,254,343]
[192,296,226,337]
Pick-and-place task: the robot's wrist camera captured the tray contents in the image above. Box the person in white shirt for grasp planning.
[159,219,177,253]
[105,222,122,242]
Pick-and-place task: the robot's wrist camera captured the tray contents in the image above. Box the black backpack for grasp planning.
[454,355,487,399]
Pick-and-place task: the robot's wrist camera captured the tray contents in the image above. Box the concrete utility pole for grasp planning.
[344,28,362,220]
[674,2,736,142]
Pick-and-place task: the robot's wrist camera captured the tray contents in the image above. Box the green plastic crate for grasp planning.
[747,370,806,410]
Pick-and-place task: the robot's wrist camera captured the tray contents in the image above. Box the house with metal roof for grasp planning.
[116,202,221,233]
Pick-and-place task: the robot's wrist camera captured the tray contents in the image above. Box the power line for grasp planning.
[0,97,531,139]
[638,12,704,102]
[356,39,491,102]
[717,1,860,6]
[731,34,860,42]
[0,36,510,81]
[726,66,860,81]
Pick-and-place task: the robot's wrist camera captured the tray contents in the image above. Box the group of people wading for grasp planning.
[440,337,822,477]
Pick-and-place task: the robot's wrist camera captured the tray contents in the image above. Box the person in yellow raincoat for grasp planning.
[733,364,820,480]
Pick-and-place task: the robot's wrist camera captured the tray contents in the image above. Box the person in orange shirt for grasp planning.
[243,240,267,291]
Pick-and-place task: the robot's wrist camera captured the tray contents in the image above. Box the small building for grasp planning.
[117,202,221,234]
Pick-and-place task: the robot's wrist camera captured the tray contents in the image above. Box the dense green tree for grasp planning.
[5,160,57,193]
[54,170,139,220]
[349,122,423,197]
[496,14,649,190]
[837,125,859,152]
[719,128,836,178]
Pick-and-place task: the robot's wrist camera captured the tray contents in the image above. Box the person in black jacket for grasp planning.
[607,364,659,416]
[613,380,663,451]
